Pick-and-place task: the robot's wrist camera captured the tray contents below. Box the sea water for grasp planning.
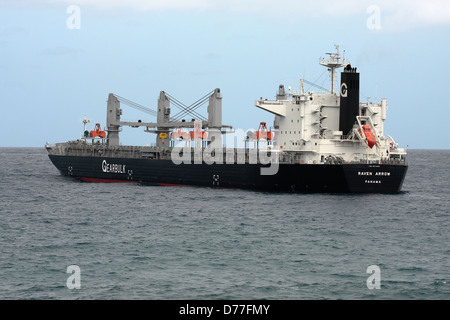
[0,148,448,300]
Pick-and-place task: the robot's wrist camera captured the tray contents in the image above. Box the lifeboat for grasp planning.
[360,125,376,149]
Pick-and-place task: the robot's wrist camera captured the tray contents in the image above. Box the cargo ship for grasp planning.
[46,46,408,193]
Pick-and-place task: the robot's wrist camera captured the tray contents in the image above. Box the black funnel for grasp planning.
[339,66,360,136]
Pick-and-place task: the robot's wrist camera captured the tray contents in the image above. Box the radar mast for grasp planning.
[319,44,348,94]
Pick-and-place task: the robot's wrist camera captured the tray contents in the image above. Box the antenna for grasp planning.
[300,79,305,95]
[319,44,348,94]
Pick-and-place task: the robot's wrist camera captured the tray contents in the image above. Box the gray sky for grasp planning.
[1,0,449,148]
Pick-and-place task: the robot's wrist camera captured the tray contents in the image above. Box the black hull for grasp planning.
[48,155,407,193]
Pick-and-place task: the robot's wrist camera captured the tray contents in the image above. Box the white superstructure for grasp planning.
[255,46,406,164]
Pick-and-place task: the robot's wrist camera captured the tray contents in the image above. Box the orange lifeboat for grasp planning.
[89,123,106,138]
[360,125,376,149]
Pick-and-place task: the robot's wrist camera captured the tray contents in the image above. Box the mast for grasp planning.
[319,44,348,94]
[82,116,90,133]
